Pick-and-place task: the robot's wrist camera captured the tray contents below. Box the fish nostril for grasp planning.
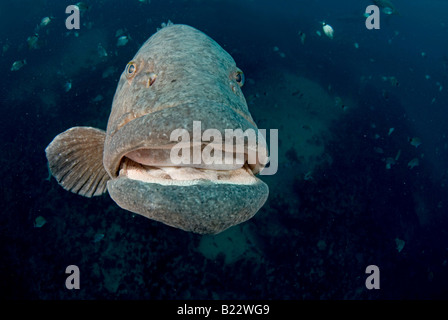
[231,83,237,93]
[146,72,157,88]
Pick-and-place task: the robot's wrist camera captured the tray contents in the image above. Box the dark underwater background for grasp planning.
[1,0,448,299]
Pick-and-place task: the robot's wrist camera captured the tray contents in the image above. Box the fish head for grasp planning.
[103,24,269,234]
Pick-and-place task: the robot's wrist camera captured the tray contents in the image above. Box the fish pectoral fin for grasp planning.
[45,126,110,198]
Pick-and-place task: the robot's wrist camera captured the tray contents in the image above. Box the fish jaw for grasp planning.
[107,167,269,234]
[102,104,269,234]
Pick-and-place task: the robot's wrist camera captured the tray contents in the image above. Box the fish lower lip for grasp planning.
[107,157,268,234]
[108,158,268,234]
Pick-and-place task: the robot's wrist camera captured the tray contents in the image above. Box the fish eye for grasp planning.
[234,68,245,87]
[125,61,137,79]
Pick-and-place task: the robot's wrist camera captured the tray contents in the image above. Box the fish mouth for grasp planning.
[118,154,259,186]
[103,104,269,234]
[104,101,269,234]
[107,155,268,234]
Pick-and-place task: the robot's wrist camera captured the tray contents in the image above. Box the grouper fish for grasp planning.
[45,23,269,234]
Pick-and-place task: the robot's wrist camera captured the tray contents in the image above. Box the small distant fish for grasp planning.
[395,149,401,161]
[138,0,151,3]
[40,16,53,27]
[27,34,40,50]
[408,158,419,169]
[159,20,173,30]
[316,30,322,37]
[65,31,80,38]
[2,43,10,53]
[97,43,108,57]
[115,28,128,38]
[385,157,395,170]
[298,31,306,44]
[334,96,342,106]
[382,76,399,87]
[304,171,313,181]
[93,233,105,242]
[395,238,405,253]
[34,216,47,228]
[374,147,384,154]
[354,42,359,49]
[383,7,394,15]
[272,46,285,58]
[64,80,72,92]
[75,2,90,12]
[11,59,26,71]
[322,22,334,39]
[373,0,399,15]
[409,137,422,148]
[91,94,104,102]
[334,97,348,111]
[116,35,129,47]
[389,76,399,87]
[388,127,395,136]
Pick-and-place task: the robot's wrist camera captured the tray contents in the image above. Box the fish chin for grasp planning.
[106,157,268,234]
